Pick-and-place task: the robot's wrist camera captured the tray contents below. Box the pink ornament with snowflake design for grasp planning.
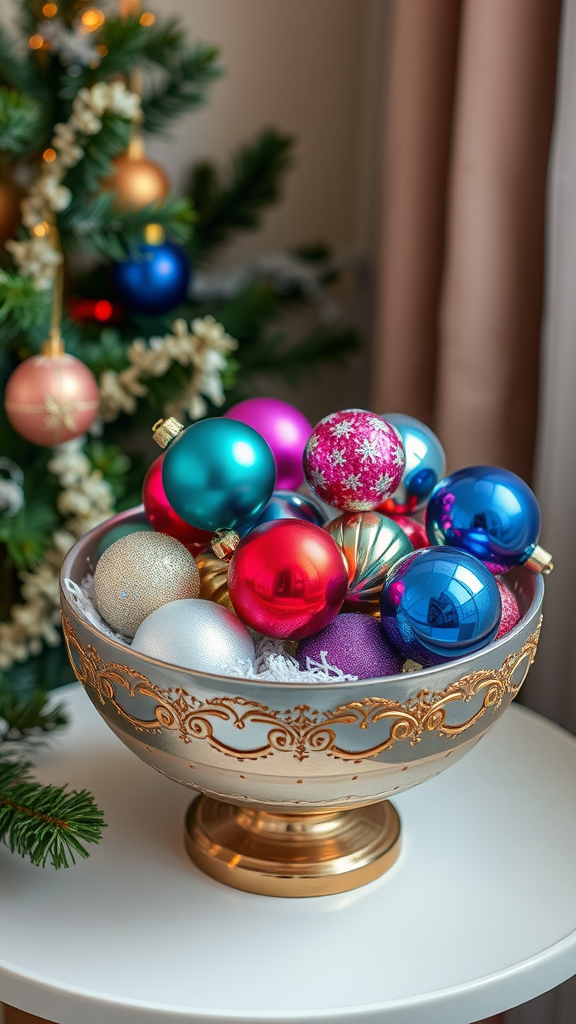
[303,409,405,511]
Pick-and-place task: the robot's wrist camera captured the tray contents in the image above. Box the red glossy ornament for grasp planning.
[142,454,213,556]
[496,579,521,639]
[4,344,100,446]
[384,513,428,550]
[228,519,348,640]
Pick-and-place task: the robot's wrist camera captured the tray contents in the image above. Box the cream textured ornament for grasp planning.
[94,531,200,638]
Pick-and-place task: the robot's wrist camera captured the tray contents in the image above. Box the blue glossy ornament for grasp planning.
[237,489,326,538]
[380,547,501,666]
[379,413,446,514]
[162,417,276,533]
[112,240,190,315]
[425,466,541,573]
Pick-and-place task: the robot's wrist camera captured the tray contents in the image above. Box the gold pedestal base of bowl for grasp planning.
[184,797,401,897]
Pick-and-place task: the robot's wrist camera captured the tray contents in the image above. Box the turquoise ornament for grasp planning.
[162,418,276,533]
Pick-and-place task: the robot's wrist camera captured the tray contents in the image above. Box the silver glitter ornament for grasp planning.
[94,531,200,638]
[132,599,255,674]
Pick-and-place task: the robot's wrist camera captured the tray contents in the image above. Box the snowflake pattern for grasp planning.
[328,448,346,466]
[303,409,405,511]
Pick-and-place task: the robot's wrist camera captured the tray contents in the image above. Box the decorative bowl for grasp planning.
[60,506,544,897]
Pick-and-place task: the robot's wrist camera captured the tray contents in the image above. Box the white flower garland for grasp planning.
[6,81,141,289]
[0,439,115,670]
[99,315,238,423]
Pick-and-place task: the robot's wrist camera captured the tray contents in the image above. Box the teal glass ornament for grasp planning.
[162,418,276,533]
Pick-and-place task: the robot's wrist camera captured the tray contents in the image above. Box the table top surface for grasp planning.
[1,684,575,1024]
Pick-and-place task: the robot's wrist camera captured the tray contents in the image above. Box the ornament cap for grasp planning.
[525,544,554,575]
[152,417,184,449]
[211,529,240,561]
[41,335,65,357]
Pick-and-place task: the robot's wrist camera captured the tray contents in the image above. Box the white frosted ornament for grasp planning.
[132,599,255,674]
[94,531,200,638]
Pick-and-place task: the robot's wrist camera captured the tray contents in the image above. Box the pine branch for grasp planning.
[0,272,50,343]
[0,87,44,156]
[0,755,106,869]
[188,129,294,263]
[59,193,194,261]
[238,325,360,381]
[62,114,133,198]
[0,690,67,745]
[0,498,58,570]
[141,43,223,134]
[0,26,36,95]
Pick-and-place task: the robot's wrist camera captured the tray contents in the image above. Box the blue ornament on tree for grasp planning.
[379,413,446,514]
[112,237,190,315]
[157,417,276,536]
[380,547,501,666]
[237,489,326,537]
[425,466,550,574]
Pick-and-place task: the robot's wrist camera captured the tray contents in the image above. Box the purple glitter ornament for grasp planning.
[296,613,403,680]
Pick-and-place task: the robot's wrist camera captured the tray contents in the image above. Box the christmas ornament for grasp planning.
[380,547,501,666]
[385,513,429,550]
[378,413,446,514]
[324,511,413,613]
[93,531,200,638]
[496,579,521,639]
[303,409,405,512]
[297,613,403,680]
[4,340,100,446]
[195,551,234,611]
[426,466,552,574]
[143,454,212,555]
[96,521,152,560]
[106,151,169,209]
[0,177,23,245]
[238,489,325,537]
[132,598,254,674]
[111,238,190,315]
[224,397,312,490]
[156,416,275,536]
[228,519,349,640]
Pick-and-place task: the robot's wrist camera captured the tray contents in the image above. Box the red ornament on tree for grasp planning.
[228,519,348,640]
[143,454,213,556]
[383,513,429,550]
[4,338,100,446]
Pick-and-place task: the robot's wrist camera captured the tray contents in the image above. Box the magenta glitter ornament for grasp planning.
[303,409,405,512]
[496,579,521,639]
[224,397,312,490]
[296,613,403,680]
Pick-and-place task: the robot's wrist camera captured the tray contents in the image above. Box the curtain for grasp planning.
[372,0,560,482]
[372,2,564,1022]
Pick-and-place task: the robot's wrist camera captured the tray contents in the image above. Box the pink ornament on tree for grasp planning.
[303,409,405,512]
[4,345,99,446]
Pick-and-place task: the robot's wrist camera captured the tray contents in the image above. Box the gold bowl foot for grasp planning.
[184,797,401,897]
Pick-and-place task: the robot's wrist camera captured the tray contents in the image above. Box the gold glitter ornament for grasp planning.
[94,531,200,638]
[196,551,234,611]
[324,511,413,613]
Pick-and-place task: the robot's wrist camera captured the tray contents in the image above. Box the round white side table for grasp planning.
[1,684,575,1024]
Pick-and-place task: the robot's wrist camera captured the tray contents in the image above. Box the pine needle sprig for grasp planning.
[141,43,223,134]
[0,26,36,95]
[0,690,67,745]
[0,271,50,342]
[59,193,194,260]
[0,87,44,156]
[189,129,294,263]
[0,755,106,869]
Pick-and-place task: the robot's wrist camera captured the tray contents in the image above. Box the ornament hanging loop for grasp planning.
[152,417,184,449]
[42,221,65,357]
[211,529,240,561]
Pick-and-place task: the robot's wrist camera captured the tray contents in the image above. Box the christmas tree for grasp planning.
[0,0,358,866]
